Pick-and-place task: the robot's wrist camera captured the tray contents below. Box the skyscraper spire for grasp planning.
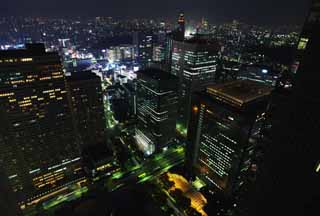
[178,12,185,38]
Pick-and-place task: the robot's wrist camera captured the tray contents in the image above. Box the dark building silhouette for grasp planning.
[0,44,83,210]
[82,143,118,180]
[177,12,186,40]
[135,68,179,156]
[249,1,319,215]
[186,80,272,196]
[0,169,20,216]
[66,72,106,147]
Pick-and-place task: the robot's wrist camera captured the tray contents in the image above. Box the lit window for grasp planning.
[316,162,320,173]
[193,106,199,112]
[21,58,33,62]
[297,38,309,50]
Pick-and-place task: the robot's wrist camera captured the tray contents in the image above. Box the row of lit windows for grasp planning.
[0,58,33,63]
[0,92,14,97]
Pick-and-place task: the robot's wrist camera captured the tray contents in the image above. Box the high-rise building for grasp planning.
[186,80,272,195]
[135,68,179,156]
[107,45,135,63]
[199,17,209,34]
[293,0,320,74]
[66,72,106,147]
[0,44,83,210]
[133,31,154,68]
[171,35,221,135]
[249,2,319,215]
[177,12,186,39]
[164,12,186,69]
[153,44,166,62]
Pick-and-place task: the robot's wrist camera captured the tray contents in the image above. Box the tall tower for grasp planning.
[133,31,154,69]
[135,68,179,156]
[187,80,272,195]
[293,0,320,75]
[249,1,319,215]
[0,44,83,210]
[164,12,186,70]
[178,12,186,38]
[66,71,106,147]
[171,35,221,136]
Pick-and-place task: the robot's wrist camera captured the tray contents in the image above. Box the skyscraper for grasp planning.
[164,12,186,70]
[187,80,272,195]
[0,44,83,210]
[133,31,154,68]
[135,68,179,156]
[171,35,221,135]
[66,72,106,147]
[293,0,320,74]
[249,1,319,215]
[177,12,186,40]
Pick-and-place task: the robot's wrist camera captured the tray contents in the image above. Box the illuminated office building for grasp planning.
[171,35,220,134]
[153,44,166,62]
[66,72,106,147]
[133,31,154,68]
[0,44,83,209]
[107,45,135,63]
[135,68,179,156]
[187,80,272,195]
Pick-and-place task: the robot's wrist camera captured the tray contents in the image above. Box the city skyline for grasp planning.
[0,0,310,25]
[0,1,318,216]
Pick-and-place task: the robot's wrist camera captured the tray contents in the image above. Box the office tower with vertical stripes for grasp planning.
[187,80,272,195]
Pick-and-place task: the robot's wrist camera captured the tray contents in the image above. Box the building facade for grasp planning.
[135,68,179,156]
[133,31,154,68]
[187,80,272,195]
[171,35,221,135]
[0,44,84,209]
[66,71,106,147]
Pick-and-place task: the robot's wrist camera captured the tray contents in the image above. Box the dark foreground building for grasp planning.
[249,1,319,215]
[66,72,106,147]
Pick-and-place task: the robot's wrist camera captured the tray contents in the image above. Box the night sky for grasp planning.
[0,0,310,25]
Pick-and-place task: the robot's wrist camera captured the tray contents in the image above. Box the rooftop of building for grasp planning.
[138,68,178,80]
[0,44,55,58]
[185,33,218,45]
[82,143,113,164]
[66,71,100,82]
[206,80,273,107]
